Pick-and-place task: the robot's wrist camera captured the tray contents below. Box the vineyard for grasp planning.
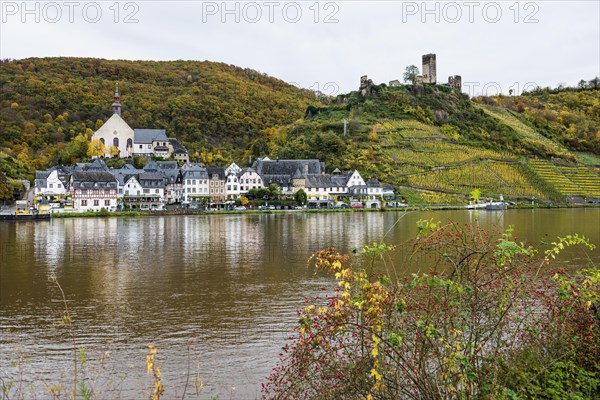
[373,120,446,139]
[403,161,547,199]
[477,104,573,159]
[528,159,600,198]
[356,117,599,202]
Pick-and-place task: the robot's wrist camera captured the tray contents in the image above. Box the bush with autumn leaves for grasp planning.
[262,221,599,399]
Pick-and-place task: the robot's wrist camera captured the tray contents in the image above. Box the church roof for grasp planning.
[93,113,134,137]
[134,129,168,144]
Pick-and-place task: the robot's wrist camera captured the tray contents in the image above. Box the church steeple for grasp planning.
[111,84,122,116]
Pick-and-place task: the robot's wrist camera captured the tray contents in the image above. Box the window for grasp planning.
[113,137,119,148]
[119,189,123,194]
[144,189,149,194]
[49,183,53,188]
[139,145,143,149]
[155,189,159,194]
[100,138,105,145]
[147,144,151,149]
[227,185,231,191]
[105,200,110,206]
[137,190,140,195]
[57,183,61,188]
[127,138,132,148]
[94,200,99,206]
[81,200,87,206]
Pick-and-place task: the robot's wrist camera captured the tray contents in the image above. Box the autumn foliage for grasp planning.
[262,222,598,399]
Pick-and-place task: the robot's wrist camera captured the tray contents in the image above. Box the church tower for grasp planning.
[111,85,122,116]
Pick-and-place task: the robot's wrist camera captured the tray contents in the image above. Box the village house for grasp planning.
[70,171,118,212]
[34,155,384,211]
[206,167,227,205]
[236,168,264,193]
[182,163,209,203]
[123,172,165,210]
[225,171,241,200]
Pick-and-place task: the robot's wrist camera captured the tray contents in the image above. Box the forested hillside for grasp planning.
[0,57,319,172]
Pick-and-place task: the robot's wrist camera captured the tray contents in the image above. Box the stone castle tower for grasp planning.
[422,54,437,84]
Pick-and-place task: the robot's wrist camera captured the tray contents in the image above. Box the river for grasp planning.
[1,209,598,399]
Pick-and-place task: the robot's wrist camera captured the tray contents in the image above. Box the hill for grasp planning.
[0,57,320,172]
[254,83,599,203]
[1,58,598,203]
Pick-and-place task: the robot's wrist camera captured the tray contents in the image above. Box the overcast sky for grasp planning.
[1,0,599,96]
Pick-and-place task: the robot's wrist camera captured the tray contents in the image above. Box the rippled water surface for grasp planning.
[1,209,598,398]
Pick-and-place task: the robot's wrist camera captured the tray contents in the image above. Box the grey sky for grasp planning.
[1,0,599,96]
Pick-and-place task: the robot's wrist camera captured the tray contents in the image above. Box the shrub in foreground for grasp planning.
[262,221,598,399]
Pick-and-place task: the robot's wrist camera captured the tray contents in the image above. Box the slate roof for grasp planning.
[238,168,257,176]
[331,174,351,187]
[35,171,51,180]
[206,166,226,180]
[262,174,291,187]
[73,159,109,172]
[183,167,208,180]
[139,172,165,188]
[134,129,168,144]
[157,161,178,170]
[71,171,117,188]
[366,179,382,187]
[144,160,159,172]
[305,174,333,188]
[110,164,144,185]
[253,159,323,176]
[169,138,188,154]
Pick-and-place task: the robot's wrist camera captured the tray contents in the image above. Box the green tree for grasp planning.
[403,65,420,84]
[294,189,307,205]
[268,183,281,199]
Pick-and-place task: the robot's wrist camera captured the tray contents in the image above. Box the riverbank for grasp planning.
[35,202,600,219]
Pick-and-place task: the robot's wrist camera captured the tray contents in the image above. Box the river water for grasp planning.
[1,209,598,399]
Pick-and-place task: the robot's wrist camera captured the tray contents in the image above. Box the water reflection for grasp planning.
[1,209,598,398]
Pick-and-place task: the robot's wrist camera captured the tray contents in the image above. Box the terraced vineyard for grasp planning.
[381,137,516,168]
[404,161,546,199]
[374,120,446,139]
[557,165,600,197]
[477,105,572,158]
[528,159,600,198]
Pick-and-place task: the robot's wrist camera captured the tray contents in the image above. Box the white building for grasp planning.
[226,172,240,200]
[238,168,264,193]
[70,171,118,212]
[91,87,187,160]
[182,164,209,203]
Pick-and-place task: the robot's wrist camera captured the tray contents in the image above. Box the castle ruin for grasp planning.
[359,53,462,95]
[422,53,437,84]
[448,75,462,91]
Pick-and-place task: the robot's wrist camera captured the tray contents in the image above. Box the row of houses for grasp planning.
[34,158,390,212]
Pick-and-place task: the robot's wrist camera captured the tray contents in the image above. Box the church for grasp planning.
[91,88,189,162]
